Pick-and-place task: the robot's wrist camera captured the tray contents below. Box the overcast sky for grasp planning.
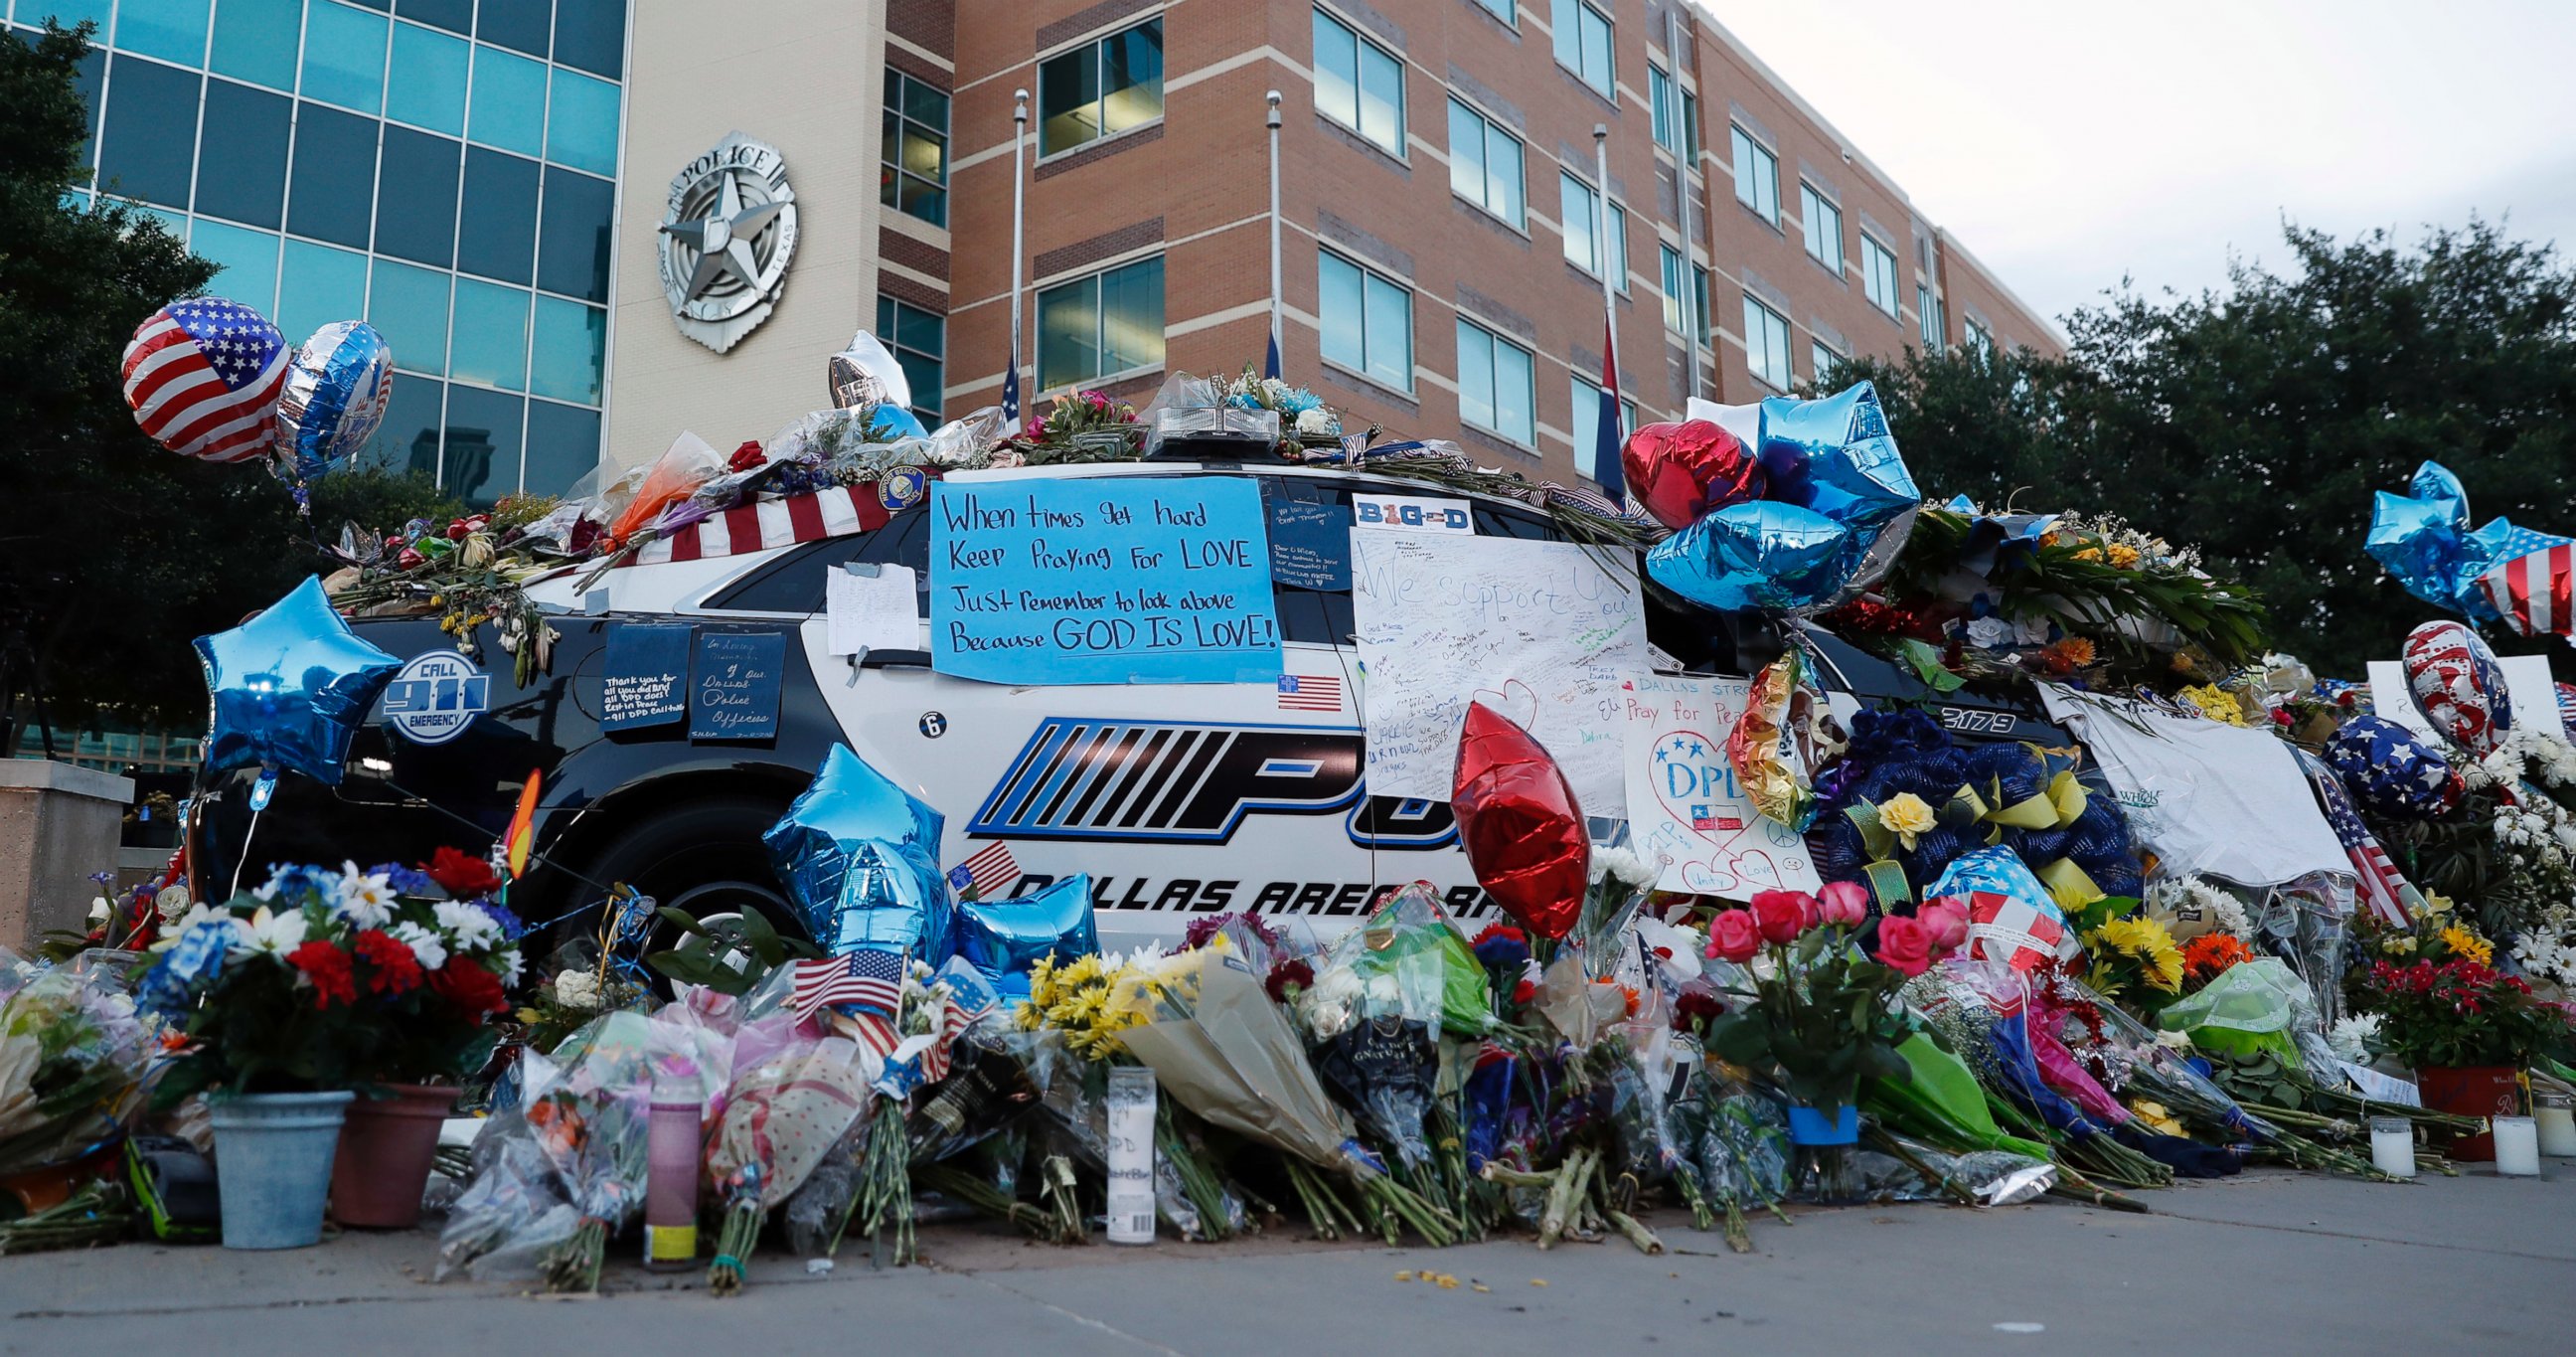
[1709,1,2576,334]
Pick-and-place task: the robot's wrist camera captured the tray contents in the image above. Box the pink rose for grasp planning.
[1704,910,1761,964]
[1817,881,1870,929]
[1749,890,1818,945]
[1917,898,1972,953]
[1875,915,1936,977]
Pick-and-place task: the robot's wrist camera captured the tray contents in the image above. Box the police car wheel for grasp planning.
[573,795,799,952]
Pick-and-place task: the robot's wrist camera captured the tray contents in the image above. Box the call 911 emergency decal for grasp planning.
[383,650,490,745]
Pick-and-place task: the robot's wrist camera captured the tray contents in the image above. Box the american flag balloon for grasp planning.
[2480,545,2576,643]
[2401,619,2514,756]
[120,296,289,462]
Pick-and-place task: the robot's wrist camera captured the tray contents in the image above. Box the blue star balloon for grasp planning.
[2366,459,2571,620]
[763,745,952,958]
[1755,382,1921,594]
[1647,500,1852,612]
[950,874,1098,1000]
[196,576,402,785]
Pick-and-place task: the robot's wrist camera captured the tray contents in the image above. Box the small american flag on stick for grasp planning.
[948,840,1020,902]
[789,948,905,1019]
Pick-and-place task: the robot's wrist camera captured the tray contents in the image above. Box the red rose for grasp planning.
[1749,890,1818,945]
[1816,881,1870,929]
[1511,978,1537,1005]
[1704,909,1761,963]
[1916,898,1973,952]
[427,959,508,1016]
[352,929,422,994]
[727,439,767,472]
[1875,916,1936,977]
[423,846,503,899]
[288,940,357,1009]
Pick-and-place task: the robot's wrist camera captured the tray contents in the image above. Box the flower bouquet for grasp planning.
[1016,388,1141,460]
[0,962,155,1176]
[704,1018,872,1294]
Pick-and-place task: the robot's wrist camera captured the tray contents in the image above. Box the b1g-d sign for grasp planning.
[928,479,1282,685]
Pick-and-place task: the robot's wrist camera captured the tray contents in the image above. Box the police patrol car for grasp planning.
[189,459,2062,952]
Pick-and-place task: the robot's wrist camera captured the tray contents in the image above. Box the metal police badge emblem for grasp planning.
[658,132,800,354]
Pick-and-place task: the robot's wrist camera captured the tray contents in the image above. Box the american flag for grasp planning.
[2295,748,2414,927]
[947,840,1020,902]
[2482,545,2575,641]
[1276,673,1344,712]
[1592,317,1626,502]
[1959,890,2073,972]
[120,297,288,462]
[789,948,905,1019]
[999,357,1023,438]
[841,988,989,1096]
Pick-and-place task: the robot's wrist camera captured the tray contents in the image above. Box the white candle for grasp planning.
[1104,1064,1159,1244]
[2494,1115,2543,1176]
[2368,1116,2417,1179]
[2535,1102,2576,1156]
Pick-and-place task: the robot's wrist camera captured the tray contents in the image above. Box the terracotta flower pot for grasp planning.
[330,1083,457,1229]
[2415,1066,2522,1162]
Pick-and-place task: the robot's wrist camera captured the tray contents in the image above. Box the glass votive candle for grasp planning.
[2493,1114,2543,1176]
[2368,1115,2417,1179]
[2534,1092,2576,1156]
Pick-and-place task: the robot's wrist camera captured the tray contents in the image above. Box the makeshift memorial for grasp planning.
[119,296,289,463]
[274,320,395,481]
[196,577,403,789]
[1619,420,1764,530]
[1012,388,1142,458]
[2322,714,2464,818]
[1223,367,1344,448]
[2351,957,2568,1159]
[1452,702,1588,942]
[321,496,564,685]
[763,746,951,964]
[0,963,155,1181]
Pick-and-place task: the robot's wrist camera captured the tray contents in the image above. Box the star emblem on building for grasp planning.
[656,131,800,354]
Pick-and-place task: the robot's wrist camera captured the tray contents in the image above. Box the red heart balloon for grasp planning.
[1452,702,1588,940]
[1621,420,1766,530]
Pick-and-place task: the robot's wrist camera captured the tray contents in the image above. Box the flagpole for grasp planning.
[1665,8,1704,404]
[1010,88,1030,424]
[1593,123,1622,498]
[1266,89,1284,379]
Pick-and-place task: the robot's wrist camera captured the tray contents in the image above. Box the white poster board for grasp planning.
[2366,655,2558,745]
[826,564,920,656]
[1621,673,1822,899]
[1353,533,1646,815]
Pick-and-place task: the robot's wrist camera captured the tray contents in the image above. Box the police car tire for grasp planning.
[575,794,798,942]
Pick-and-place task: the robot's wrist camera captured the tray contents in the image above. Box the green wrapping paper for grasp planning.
[1862,1033,2054,1162]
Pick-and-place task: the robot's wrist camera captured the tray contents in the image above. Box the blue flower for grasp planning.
[252,862,338,907]
[371,861,436,896]
[477,899,528,941]
[1276,389,1322,416]
[138,921,234,1018]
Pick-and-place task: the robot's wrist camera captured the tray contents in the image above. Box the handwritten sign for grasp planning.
[600,622,690,732]
[1352,533,1645,814]
[929,478,1282,685]
[1266,496,1352,591]
[690,630,784,741]
[1621,674,1821,899]
[827,563,920,655]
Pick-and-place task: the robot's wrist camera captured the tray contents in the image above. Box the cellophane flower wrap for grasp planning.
[703,1014,872,1292]
[1299,888,1471,1166]
[0,956,157,1174]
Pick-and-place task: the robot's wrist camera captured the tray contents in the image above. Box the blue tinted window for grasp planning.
[359,369,443,475]
[456,147,537,282]
[70,45,104,169]
[467,44,545,156]
[440,384,522,506]
[545,66,617,175]
[302,2,390,113]
[374,125,459,265]
[524,399,598,494]
[476,0,547,57]
[286,102,378,247]
[207,0,300,90]
[367,257,450,375]
[534,164,609,301]
[24,3,113,29]
[114,0,209,65]
[528,293,600,403]
[96,57,198,208]
[193,79,289,228]
[449,277,528,390]
[394,0,470,34]
[551,0,621,78]
[386,22,468,134]
[277,237,369,344]
[190,219,280,311]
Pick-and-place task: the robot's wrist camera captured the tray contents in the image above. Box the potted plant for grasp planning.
[2355,957,2570,1161]
[138,858,522,1246]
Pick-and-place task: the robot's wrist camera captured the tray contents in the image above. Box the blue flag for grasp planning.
[1264,327,1282,381]
[1593,319,1626,502]
[1000,356,1023,436]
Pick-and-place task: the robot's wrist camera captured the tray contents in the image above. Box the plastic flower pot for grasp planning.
[1786,1103,1860,1146]
[330,1084,458,1230]
[2415,1066,2522,1163]
[210,1090,356,1249]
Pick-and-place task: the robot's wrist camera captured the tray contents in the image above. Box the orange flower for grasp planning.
[2180,933,2257,983]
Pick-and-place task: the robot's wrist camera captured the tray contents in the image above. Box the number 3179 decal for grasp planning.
[1935,706,2017,736]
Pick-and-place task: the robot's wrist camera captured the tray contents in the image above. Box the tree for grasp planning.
[0,24,458,752]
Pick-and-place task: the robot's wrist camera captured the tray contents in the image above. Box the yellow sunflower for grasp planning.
[2093,916,2185,993]
[2438,925,2494,966]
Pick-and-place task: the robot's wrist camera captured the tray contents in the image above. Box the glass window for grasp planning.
[1317,250,1410,392]
[1557,172,1624,283]
[1037,18,1161,155]
[1860,235,1898,317]
[69,44,104,169]
[387,22,469,134]
[303,2,390,114]
[535,164,611,301]
[440,383,522,506]
[368,257,451,376]
[1312,9,1402,157]
[546,67,618,175]
[277,238,370,345]
[359,368,442,475]
[1683,89,1700,160]
[1568,377,1636,482]
[396,0,473,35]
[115,0,209,66]
[1799,183,1842,274]
[525,399,601,495]
[1454,318,1532,446]
[1742,293,1791,391]
[1917,282,1942,350]
[191,219,280,311]
[1965,316,1994,353]
[375,125,460,266]
[1811,340,1842,383]
[875,295,945,426]
[457,147,538,282]
[1693,263,1711,336]
[209,0,300,89]
[449,277,528,390]
[1036,254,1163,389]
[530,294,604,403]
[881,67,948,227]
[552,0,624,78]
[1730,125,1777,226]
[476,0,550,59]
[1472,0,1513,20]
[1648,65,1674,152]
[96,57,198,209]
[194,79,289,228]
[30,2,115,34]
[468,45,548,157]
[1549,0,1612,97]
[1446,97,1522,228]
[1659,244,1687,333]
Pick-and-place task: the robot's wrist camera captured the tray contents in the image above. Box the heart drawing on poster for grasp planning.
[1469,678,1541,736]
[1647,729,1805,897]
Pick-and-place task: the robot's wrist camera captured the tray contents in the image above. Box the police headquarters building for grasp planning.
[41,0,2056,503]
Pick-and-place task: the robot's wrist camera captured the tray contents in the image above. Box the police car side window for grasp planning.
[703,511,931,614]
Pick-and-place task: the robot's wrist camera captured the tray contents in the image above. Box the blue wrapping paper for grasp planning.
[195,576,402,785]
[1647,500,1852,612]
[763,745,953,959]
[950,874,1098,999]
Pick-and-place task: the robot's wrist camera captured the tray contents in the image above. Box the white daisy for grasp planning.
[332,861,398,931]
[243,907,308,956]
[392,922,448,971]
[434,900,504,953]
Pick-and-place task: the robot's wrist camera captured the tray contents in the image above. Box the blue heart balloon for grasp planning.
[1648,500,1852,612]
[763,745,953,959]
[196,576,402,785]
[950,874,1098,999]
[276,320,395,481]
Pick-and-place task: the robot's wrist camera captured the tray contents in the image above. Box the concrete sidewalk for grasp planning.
[5,1166,2570,1355]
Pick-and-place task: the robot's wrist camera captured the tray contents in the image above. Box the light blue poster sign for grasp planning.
[930,478,1282,685]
